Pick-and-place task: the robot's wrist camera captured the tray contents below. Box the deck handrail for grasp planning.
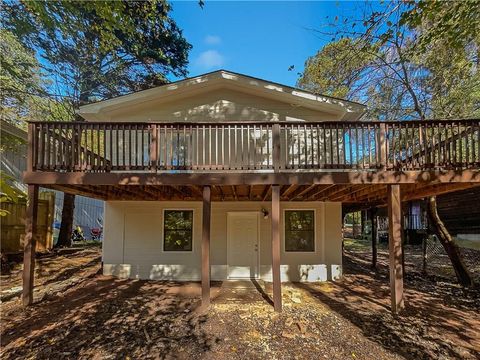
[27,119,480,173]
[26,118,480,126]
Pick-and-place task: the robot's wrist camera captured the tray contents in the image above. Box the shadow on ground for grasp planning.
[1,277,219,360]
[294,250,480,360]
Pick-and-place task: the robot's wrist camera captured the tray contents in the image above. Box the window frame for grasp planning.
[162,208,195,252]
[283,209,316,253]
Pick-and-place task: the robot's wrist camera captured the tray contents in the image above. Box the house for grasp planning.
[21,70,479,313]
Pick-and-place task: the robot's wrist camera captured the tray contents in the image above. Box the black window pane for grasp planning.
[285,210,315,252]
[164,210,193,251]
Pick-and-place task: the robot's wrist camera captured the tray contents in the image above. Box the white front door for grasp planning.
[227,212,259,279]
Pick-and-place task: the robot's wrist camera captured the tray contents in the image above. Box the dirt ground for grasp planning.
[1,244,479,360]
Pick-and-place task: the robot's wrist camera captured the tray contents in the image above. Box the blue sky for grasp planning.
[170,1,357,86]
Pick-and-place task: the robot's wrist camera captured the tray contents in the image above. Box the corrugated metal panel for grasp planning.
[54,192,104,240]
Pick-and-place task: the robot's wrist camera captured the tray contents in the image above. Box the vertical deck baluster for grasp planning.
[302,124,307,169]
[253,125,257,170]
[188,125,193,169]
[290,125,295,168]
[44,123,50,170]
[69,123,74,171]
[427,122,431,168]
[247,125,251,169]
[335,125,340,168]
[354,125,359,169]
[446,123,451,168]
[119,124,124,169]
[77,123,83,171]
[296,125,300,168]
[315,125,320,169]
[207,125,211,169]
[112,124,116,170]
[368,124,373,169]
[221,125,224,170]
[169,124,173,169]
[457,121,461,166]
[52,123,57,170]
[56,124,62,170]
[310,124,314,168]
[267,125,271,169]
[347,124,352,168]
[465,122,470,166]
[140,124,144,169]
[437,122,442,168]
[202,125,206,170]
[258,125,262,169]
[359,124,364,169]
[214,125,218,168]
[233,125,237,170]
[227,125,231,170]
[91,124,95,170]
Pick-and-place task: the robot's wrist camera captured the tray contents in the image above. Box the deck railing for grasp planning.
[28,119,480,173]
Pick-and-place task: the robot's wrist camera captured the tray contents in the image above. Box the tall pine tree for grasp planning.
[3,0,192,246]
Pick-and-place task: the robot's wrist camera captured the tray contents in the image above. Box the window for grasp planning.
[163,210,193,251]
[284,210,315,252]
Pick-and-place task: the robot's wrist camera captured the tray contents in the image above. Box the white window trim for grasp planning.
[162,208,195,253]
[283,208,316,253]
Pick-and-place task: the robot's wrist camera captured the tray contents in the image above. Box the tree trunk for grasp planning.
[56,193,75,248]
[369,208,378,269]
[426,196,473,287]
[360,210,366,238]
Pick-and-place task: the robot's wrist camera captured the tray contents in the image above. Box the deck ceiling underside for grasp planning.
[45,182,479,209]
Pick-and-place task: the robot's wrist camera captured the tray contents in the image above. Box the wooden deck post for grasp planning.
[271,185,282,312]
[370,207,378,269]
[387,185,404,314]
[201,185,211,308]
[22,184,39,306]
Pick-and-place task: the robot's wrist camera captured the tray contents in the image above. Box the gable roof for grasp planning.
[78,70,366,121]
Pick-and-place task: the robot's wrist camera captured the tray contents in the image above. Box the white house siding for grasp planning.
[102,201,342,282]
[105,88,336,123]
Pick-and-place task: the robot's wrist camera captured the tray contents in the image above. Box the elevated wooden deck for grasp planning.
[24,119,480,206]
[21,118,480,312]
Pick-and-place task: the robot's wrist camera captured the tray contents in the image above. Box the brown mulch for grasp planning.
[1,245,479,359]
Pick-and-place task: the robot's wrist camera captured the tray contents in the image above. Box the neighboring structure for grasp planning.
[437,187,480,241]
[0,119,104,250]
[21,70,480,313]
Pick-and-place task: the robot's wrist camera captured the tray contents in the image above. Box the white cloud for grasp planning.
[204,35,221,45]
[195,50,225,69]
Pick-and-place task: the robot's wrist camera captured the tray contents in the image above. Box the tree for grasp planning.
[298,1,480,121]
[299,0,478,286]
[426,196,473,287]
[3,0,192,247]
[297,38,375,99]
[0,29,68,127]
[400,0,480,52]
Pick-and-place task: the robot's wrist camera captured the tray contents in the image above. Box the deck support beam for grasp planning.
[271,185,282,312]
[202,185,211,308]
[387,185,404,314]
[22,184,39,306]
